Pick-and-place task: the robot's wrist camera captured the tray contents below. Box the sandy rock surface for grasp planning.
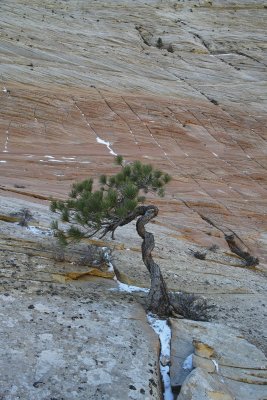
[171,319,267,399]
[0,195,266,399]
[0,199,161,400]
[0,0,266,263]
[0,0,267,399]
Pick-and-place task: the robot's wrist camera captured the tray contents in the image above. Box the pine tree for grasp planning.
[51,156,173,316]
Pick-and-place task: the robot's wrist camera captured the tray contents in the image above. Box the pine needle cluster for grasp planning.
[50,156,171,245]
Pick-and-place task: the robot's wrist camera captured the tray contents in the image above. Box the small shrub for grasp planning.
[51,243,65,262]
[78,245,113,268]
[208,244,219,252]
[167,44,174,53]
[10,208,33,227]
[209,98,219,106]
[156,37,163,49]
[190,249,207,260]
[170,292,215,321]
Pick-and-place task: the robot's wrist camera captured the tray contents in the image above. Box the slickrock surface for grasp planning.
[0,0,267,399]
[0,196,266,399]
[0,0,266,262]
[170,319,267,400]
[0,199,161,400]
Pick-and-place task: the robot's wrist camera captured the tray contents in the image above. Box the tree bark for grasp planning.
[103,205,172,317]
[136,206,172,317]
[225,233,259,267]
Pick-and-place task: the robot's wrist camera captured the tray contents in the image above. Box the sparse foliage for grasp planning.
[51,242,65,262]
[190,249,207,260]
[170,292,215,321]
[78,245,113,268]
[208,244,219,252]
[51,156,174,317]
[10,208,33,227]
[167,44,174,53]
[156,37,163,49]
[51,156,171,244]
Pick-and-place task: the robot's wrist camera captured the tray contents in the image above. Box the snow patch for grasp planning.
[96,137,117,156]
[26,226,52,236]
[212,359,219,373]
[182,353,193,371]
[34,303,53,313]
[115,280,149,293]
[106,253,172,399]
[147,314,173,400]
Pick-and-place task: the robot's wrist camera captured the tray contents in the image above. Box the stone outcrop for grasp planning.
[0,199,162,399]
[177,368,234,400]
[171,319,267,400]
[0,0,266,264]
[0,0,266,398]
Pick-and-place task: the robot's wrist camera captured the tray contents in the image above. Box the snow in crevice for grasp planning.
[96,137,117,156]
[74,102,117,157]
[147,314,173,400]
[114,279,149,293]
[182,353,193,371]
[212,359,219,373]
[104,250,174,400]
[3,130,9,153]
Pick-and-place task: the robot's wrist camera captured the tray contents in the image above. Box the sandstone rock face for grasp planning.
[177,368,234,400]
[0,0,266,263]
[0,1,266,399]
[171,319,267,400]
[0,199,162,400]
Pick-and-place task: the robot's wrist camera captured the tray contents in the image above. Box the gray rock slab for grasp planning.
[171,319,267,400]
[0,280,161,400]
[177,367,234,400]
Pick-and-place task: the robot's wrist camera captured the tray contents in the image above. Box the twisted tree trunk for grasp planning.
[102,205,172,317]
[136,206,172,317]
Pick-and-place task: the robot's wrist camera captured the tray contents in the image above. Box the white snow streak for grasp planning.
[74,102,117,157]
[115,279,149,293]
[3,130,9,153]
[212,359,219,373]
[105,252,173,400]
[96,137,117,156]
[147,314,173,400]
[182,354,193,371]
